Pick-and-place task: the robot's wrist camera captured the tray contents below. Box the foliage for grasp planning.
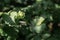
[0,0,60,40]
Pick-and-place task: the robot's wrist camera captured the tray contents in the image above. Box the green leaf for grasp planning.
[10,11,17,23]
[34,23,46,33]
[2,14,15,25]
[0,12,3,16]
[3,25,18,37]
[0,28,3,35]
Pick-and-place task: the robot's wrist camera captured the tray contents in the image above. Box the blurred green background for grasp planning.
[0,0,60,40]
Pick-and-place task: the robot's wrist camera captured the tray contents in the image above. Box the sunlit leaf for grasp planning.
[2,14,15,25]
[36,16,45,26]
[55,4,60,8]
[10,11,17,23]
[17,11,25,19]
[0,28,3,35]
[34,23,46,33]
[0,12,3,16]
